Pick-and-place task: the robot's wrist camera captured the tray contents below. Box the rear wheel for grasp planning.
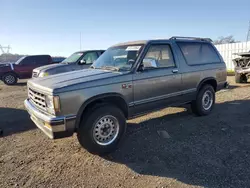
[191,84,215,116]
[3,73,17,85]
[77,105,126,155]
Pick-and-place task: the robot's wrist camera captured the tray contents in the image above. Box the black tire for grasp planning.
[235,73,240,83]
[3,73,17,85]
[235,73,247,83]
[191,84,215,116]
[77,104,126,155]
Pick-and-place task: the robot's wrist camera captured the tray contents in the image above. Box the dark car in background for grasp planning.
[32,50,105,78]
[52,57,66,63]
[0,55,53,85]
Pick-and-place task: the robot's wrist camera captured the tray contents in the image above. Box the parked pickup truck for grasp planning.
[0,55,53,85]
[24,37,228,155]
[32,50,105,78]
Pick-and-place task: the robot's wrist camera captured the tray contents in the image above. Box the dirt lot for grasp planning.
[1,77,250,188]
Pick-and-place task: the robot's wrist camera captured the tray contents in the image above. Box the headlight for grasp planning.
[39,72,49,77]
[45,95,54,109]
[45,95,60,114]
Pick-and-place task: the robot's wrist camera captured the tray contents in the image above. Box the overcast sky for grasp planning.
[1,0,250,56]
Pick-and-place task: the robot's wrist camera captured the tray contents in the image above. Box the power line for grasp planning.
[0,45,11,54]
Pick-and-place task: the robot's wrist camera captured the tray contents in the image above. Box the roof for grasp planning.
[111,37,212,47]
[111,40,148,47]
[74,50,105,53]
[28,55,50,57]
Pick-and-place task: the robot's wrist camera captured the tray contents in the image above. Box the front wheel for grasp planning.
[191,85,215,116]
[3,73,17,85]
[77,105,126,155]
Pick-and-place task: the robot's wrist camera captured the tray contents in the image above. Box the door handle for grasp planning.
[172,69,178,73]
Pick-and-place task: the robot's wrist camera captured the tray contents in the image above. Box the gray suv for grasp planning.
[24,37,228,155]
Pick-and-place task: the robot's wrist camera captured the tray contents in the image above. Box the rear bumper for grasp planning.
[24,99,76,139]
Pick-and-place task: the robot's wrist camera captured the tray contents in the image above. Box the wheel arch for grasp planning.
[75,93,129,130]
[3,71,20,78]
[197,77,217,93]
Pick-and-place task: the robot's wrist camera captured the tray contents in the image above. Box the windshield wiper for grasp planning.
[61,61,69,64]
[101,66,119,71]
[90,65,103,70]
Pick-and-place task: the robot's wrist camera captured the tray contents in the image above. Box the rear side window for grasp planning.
[24,56,51,65]
[177,42,221,65]
[98,51,105,56]
[35,56,51,65]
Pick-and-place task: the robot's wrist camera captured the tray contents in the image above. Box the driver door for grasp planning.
[15,56,37,78]
[132,43,182,115]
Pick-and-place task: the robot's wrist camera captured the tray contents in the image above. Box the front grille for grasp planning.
[28,87,46,111]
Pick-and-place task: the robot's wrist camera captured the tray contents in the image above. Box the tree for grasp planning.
[0,53,24,63]
[213,35,238,45]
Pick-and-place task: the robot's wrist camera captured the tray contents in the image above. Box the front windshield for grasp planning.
[15,56,26,64]
[92,45,143,71]
[61,52,83,64]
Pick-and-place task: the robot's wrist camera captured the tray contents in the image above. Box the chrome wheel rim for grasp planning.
[202,90,213,110]
[5,75,15,84]
[93,115,119,146]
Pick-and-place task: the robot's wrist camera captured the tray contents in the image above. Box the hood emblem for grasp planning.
[122,83,132,89]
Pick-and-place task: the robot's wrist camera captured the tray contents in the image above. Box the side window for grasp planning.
[37,56,50,65]
[98,51,105,56]
[177,42,221,65]
[143,44,175,68]
[201,44,221,63]
[21,57,32,65]
[82,52,98,64]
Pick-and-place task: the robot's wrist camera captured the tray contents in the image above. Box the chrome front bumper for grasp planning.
[24,99,76,139]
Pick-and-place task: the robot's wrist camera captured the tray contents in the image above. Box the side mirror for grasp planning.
[142,58,157,70]
[128,59,135,65]
[79,59,86,65]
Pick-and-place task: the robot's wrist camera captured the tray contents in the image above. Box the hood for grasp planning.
[28,69,125,94]
[33,63,66,73]
[233,52,250,57]
[0,63,10,68]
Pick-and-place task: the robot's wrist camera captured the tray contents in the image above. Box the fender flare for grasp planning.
[2,71,19,79]
[75,93,129,129]
[196,77,217,92]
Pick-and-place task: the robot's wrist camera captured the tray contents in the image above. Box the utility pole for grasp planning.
[247,21,250,42]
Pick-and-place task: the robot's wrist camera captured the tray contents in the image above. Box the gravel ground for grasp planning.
[1,77,250,188]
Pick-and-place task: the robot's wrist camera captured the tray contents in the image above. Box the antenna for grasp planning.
[80,32,82,51]
[247,21,250,42]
